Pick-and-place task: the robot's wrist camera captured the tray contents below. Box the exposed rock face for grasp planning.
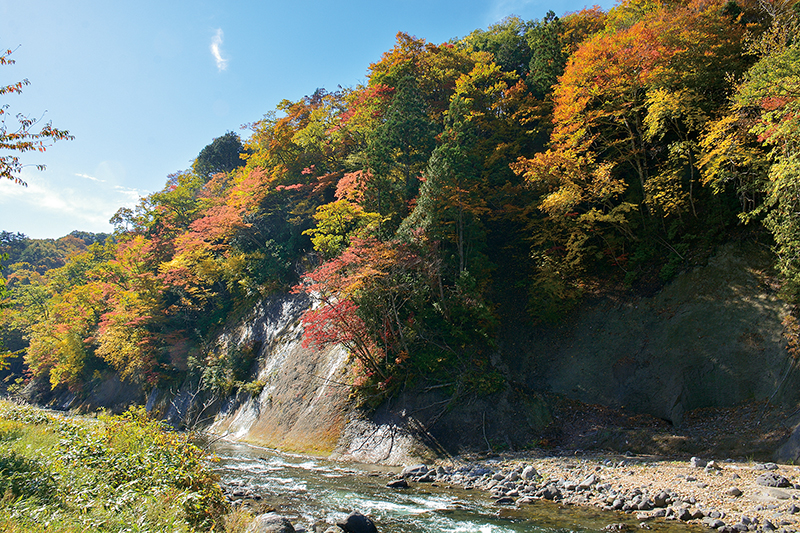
[501,243,797,426]
[145,293,429,463]
[205,295,353,456]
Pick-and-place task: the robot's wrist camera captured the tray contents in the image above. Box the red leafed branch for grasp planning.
[301,297,386,380]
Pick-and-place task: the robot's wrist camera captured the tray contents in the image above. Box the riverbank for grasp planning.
[391,452,800,533]
[0,400,235,533]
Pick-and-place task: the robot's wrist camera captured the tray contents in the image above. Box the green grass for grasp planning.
[0,400,252,532]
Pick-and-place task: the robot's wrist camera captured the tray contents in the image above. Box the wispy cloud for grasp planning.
[0,169,148,238]
[210,29,228,72]
[114,185,145,202]
[75,172,105,183]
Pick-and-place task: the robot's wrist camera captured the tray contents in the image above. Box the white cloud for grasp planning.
[0,169,148,238]
[114,185,145,202]
[211,29,228,72]
[75,172,105,183]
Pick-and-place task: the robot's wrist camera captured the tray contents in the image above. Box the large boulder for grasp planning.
[336,511,378,533]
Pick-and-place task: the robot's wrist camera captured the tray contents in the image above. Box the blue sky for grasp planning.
[1,0,613,239]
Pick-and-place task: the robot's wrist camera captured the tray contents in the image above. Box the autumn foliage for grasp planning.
[4,0,798,400]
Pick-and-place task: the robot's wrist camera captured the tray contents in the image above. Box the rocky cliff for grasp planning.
[141,243,800,463]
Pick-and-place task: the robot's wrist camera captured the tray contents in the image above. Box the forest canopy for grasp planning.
[3,0,798,401]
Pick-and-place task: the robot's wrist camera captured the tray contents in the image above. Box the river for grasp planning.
[210,439,702,533]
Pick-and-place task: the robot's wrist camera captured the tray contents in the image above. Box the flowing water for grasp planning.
[210,439,701,533]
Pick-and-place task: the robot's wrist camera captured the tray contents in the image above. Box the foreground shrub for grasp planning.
[0,400,229,532]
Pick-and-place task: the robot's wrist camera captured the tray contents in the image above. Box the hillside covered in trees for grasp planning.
[2,0,799,406]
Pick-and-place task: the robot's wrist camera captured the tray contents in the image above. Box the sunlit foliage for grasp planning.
[5,0,799,401]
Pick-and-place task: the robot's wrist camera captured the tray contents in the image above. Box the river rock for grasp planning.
[386,478,409,489]
[760,487,792,500]
[579,474,597,489]
[417,471,435,482]
[754,463,779,471]
[247,513,296,533]
[653,491,669,507]
[704,518,726,529]
[521,465,538,480]
[690,457,707,468]
[401,465,428,478]
[725,487,743,497]
[336,512,377,533]
[755,472,792,488]
[541,485,561,500]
